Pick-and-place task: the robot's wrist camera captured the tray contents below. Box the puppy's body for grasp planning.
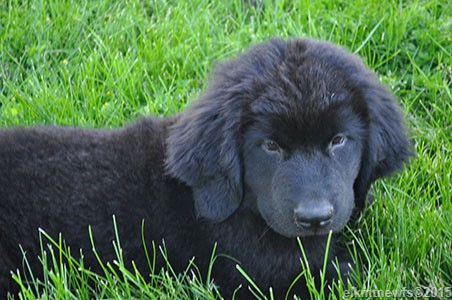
[0,119,173,291]
[0,39,411,298]
[0,118,333,297]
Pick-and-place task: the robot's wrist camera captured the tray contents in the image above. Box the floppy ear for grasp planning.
[165,81,245,222]
[353,77,413,214]
[165,39,286,222]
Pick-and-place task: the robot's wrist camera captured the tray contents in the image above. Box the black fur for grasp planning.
[0,38,411,298]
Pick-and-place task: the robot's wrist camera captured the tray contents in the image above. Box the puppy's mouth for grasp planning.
[294,226,335,237]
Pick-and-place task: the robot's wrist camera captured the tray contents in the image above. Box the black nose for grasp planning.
[293,203,334,229]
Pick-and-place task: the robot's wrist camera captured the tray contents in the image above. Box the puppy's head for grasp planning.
[165,39,412,236]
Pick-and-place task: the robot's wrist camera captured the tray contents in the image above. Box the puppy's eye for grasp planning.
[262,140,281,153]
[329,134,347,149]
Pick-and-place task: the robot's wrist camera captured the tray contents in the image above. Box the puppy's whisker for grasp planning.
[258,226,272,241]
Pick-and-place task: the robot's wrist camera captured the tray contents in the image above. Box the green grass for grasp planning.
[1,0,451,299]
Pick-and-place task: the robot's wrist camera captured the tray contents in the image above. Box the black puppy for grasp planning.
[0,38,411,298]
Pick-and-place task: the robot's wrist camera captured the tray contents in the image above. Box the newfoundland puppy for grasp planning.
[0,38,411,298]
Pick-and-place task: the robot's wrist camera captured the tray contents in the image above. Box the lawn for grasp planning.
[1,0,451,299]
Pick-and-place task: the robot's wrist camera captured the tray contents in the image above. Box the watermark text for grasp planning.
[344,286,451,298]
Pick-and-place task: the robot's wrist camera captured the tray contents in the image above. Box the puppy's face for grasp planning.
[242,107,363,238]
[242,63,366,238]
